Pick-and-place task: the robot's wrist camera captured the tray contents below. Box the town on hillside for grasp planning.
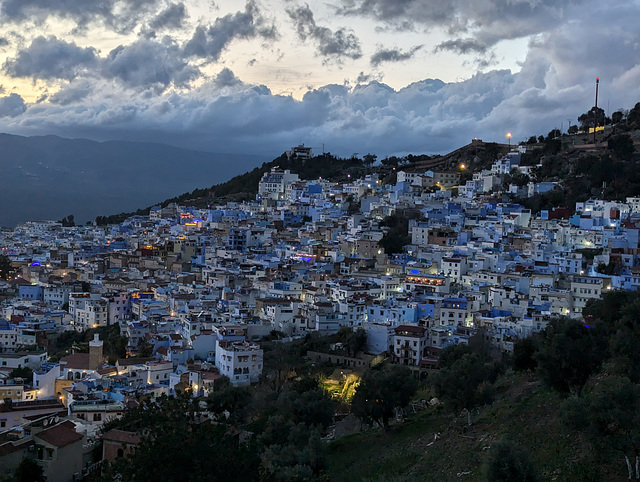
[0,132,639,479]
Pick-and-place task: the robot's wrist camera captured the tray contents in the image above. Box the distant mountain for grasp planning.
[0,134,263,227]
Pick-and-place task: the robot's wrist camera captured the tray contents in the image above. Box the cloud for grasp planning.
[338,0,589,47]
[142,2,188,38]
[1,0,639,163]
[370,45,422,66]
[356,72,372,83]
[0,0,114,27]
[0,93,26,117]
[104,38,200,91]
[213,67,242,88]
[183,1,277,61]
[0,0,163,35]
[149,2,187,30]
[3,36,97,80]
[434,38,487,55]
[287,4,362,61]
[0,37,9,47]
[49,79,94,105]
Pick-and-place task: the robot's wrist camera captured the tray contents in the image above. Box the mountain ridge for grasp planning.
[0,133,263,227]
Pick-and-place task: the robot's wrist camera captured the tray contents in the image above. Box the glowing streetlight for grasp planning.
[506,132,512,150]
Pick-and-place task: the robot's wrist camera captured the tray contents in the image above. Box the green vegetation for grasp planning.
[351,365,418,432]
[378,209,422,254]
[49,324,127,364]
[483,440,539,482]
[9,366,33,381]
[13,457,46,482]
[0,253,15,280]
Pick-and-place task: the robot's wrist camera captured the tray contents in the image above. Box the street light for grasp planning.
[506,132,512,150]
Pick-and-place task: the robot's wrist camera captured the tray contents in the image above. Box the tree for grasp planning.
[612,110,625,124]
[536,318,606,395]
[578,106,608,131]
[546,129,561,140]
[568,125,579,135]
[484,440,539,481]
[351,365,418,432]
[543,138,561,155]
[0,254,15,280]
[608,134,635,161]
[513,336,539,372]
[563,376,640,479]
[380,156,401,167]
[432,353,495,412]
[58,214,75,227]
[9,366,33,381]
[206,384,252,424]
[338,327,367,357]
[14,457,46,482]
[102,392,260,481]
[363,153,377,168]
[526,136,538,144]
[378,209,421,255]
[628,102,640,125]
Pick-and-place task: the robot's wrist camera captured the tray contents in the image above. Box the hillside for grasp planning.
[0,134,262,227]
[98,101,640,225]
[328,376,622,481]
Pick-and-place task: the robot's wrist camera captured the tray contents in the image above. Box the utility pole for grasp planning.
[593,77,599,144]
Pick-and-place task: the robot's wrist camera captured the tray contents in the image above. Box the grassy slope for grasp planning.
[327,373,628,481]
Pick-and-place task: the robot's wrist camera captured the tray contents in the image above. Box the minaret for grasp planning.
[89,334,104,370]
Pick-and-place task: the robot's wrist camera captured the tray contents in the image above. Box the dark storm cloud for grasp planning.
[183,1,277,61]
[0,0,113,27]
[434,38,487,55]
[0,0,162,33]
[338,0,586,46]
[370,45,422,66]
[104,38,200,91]
[3,36,97,80]
[149,2,186,30]
[0,93,26,117]
[287,4,362,61]
[1,0,639,162]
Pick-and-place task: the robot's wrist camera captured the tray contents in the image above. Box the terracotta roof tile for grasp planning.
[35,422,83,448]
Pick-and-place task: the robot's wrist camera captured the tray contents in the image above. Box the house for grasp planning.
[102,429,141,463]
[215,341,263,386]
[33,421,85,482]
[392,325,428,366]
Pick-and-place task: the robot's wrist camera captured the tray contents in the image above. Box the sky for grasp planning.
[0,0,639,159]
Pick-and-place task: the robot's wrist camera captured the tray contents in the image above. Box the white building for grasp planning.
[215,341,263,386]
[258,168,300,200]
[393,325,428,366]
[69,293,108,330]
